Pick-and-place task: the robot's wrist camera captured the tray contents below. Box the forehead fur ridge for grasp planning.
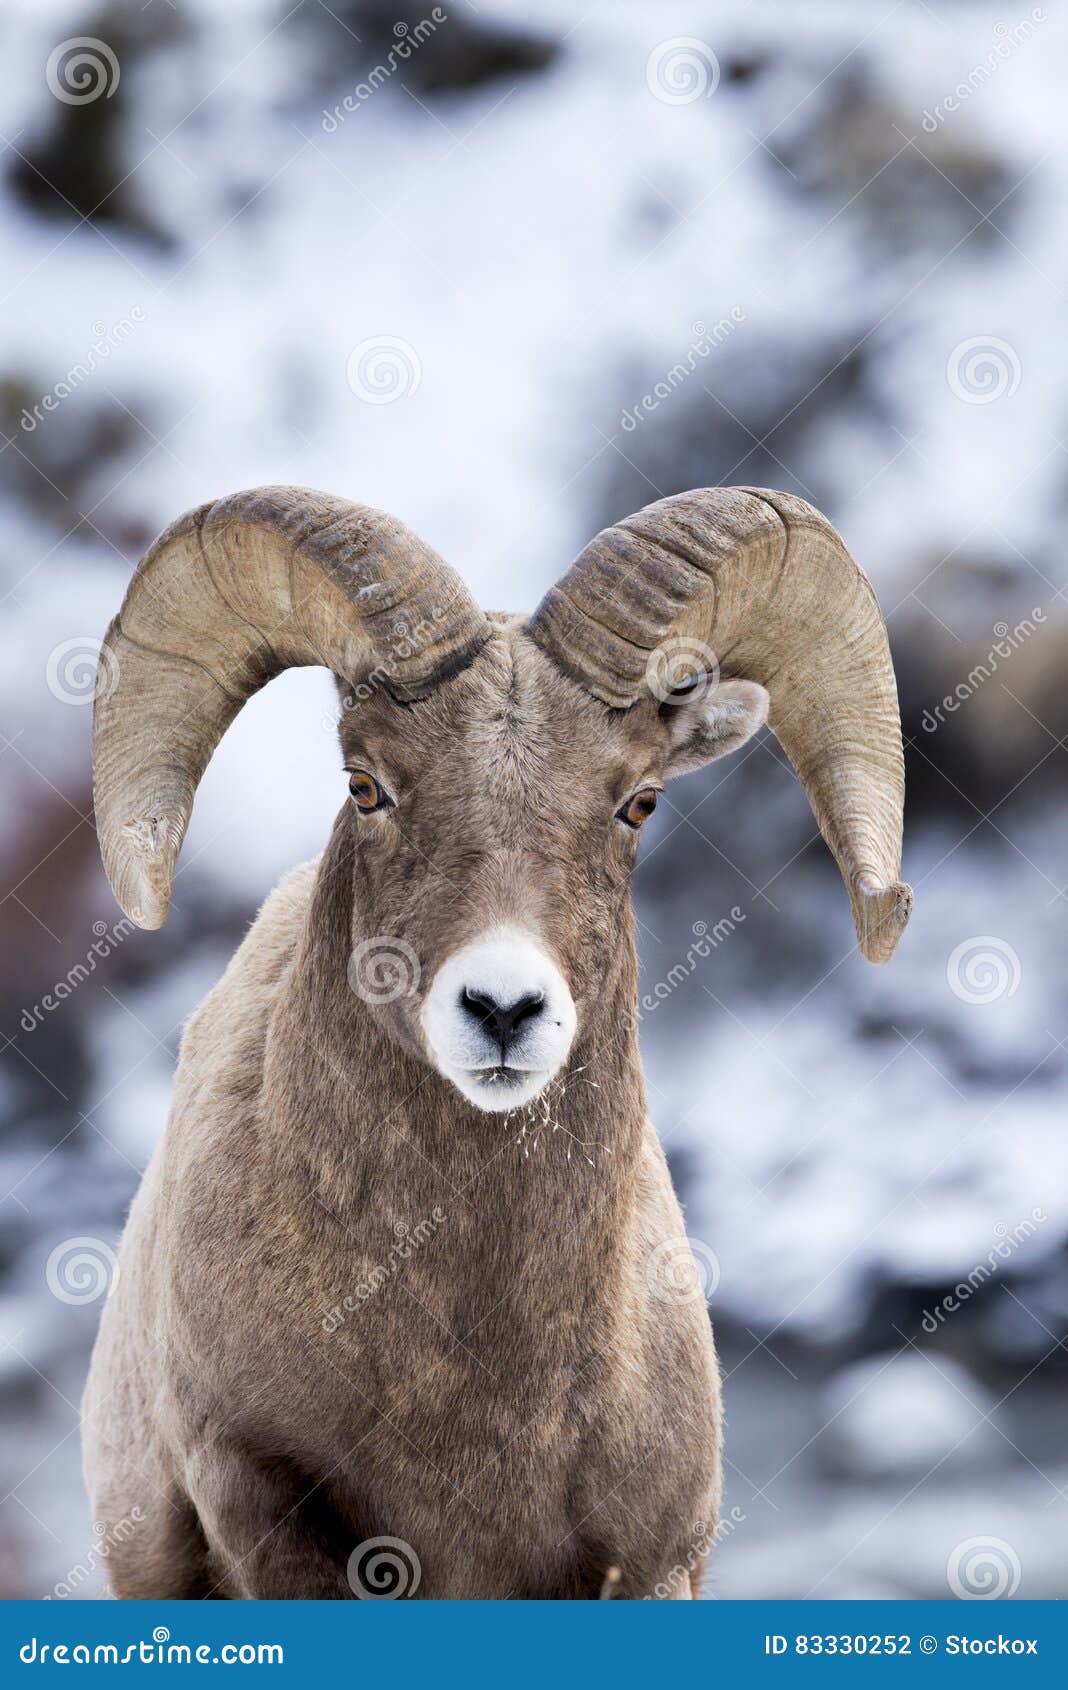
[338,622,661,794]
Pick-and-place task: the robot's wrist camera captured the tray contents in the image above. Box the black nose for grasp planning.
[460,987,544,1054]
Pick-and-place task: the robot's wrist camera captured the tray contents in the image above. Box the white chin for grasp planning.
[444,1064,555,1114]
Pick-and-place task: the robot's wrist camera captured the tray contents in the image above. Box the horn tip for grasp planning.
[109,865,170,931]
[854,878,912,965]
[100,818,180,931]
[129,893,168,932]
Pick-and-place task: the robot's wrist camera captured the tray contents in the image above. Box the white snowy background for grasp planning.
[0,0,1064,1599]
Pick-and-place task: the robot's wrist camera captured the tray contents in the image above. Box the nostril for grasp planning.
[508,992,544,1034]
[459,987,545,1048]
[460,987,499,1032]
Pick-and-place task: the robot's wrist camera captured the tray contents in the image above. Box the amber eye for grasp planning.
[348,770,388,812]
[617,787,659,828]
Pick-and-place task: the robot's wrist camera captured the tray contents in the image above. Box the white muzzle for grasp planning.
[420,925,577,1113]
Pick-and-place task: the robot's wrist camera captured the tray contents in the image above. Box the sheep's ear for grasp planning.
[662,679,770,778]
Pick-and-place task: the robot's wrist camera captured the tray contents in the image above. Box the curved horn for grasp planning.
[528,487,911,963]
[93,485,491,930]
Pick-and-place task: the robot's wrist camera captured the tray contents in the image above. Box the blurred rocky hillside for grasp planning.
[0,0,1064,1599]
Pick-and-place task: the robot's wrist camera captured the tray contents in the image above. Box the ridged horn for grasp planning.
[528,487,911,963]
[93,486,491,929]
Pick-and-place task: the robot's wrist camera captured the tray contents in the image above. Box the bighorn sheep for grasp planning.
[83,485,910,1599]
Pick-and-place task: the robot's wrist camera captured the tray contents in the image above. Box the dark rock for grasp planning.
[290,0,558,99]
[8,5,187,245]
[770,63,1014,256]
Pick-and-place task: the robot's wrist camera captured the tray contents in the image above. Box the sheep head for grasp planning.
[93,485,911,1114]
